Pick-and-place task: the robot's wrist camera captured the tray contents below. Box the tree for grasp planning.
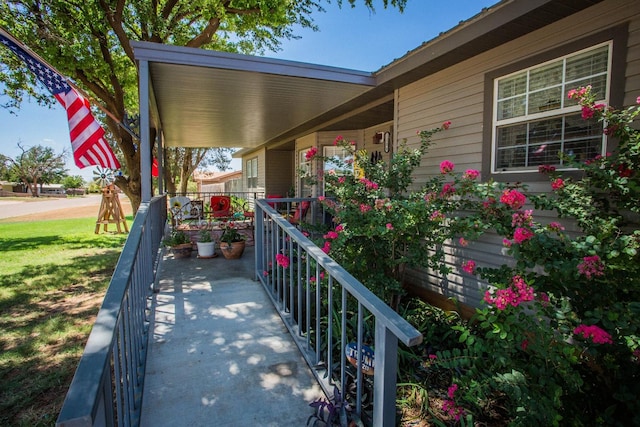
[1,143,67,196]
[0,0,407,212]
[62,175,86,190]
[163,146,234,195]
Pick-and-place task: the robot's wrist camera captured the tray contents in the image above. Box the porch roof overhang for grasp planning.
[132,0,603,156]
[130,41,377,150]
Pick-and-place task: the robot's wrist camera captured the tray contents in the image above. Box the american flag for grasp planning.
[0,29,120,170]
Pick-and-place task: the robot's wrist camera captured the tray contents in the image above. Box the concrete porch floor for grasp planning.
[140,245,325,426]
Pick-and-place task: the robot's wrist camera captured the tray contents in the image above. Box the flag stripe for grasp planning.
[0,29,120,170]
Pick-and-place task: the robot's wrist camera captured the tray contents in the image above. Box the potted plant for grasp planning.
[196,228,216,258]
[219,221,246,259]
[163,230,193,259]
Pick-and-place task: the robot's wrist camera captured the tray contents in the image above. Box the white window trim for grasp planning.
[490,41,612,174]
[246,157,258,188]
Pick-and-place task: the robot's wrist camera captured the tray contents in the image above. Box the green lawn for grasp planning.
[0,218,129,426]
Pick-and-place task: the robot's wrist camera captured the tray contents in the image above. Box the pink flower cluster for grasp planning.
[463,169,479,180]
[511,210,533,227]
[513,227,534,244]
[359,204,372,213]
[276,254,290,268]
[440,160,455,174]
[430,210,445,222]
[581,103,605,120]
[500,189,526,210]
[548,221,565,232]
[441,383,466,421]
[374,198,391,210]
[359,178,379,190]
[440,183,455,197]
[577,255,605,279]
[309,272,326,283]
[461,260,476,274]
[484,275,535,310]
[574,324,613,344]
[442,120,452,130]
[538,164,556,174]
[323,231,339,240]
[305,147,318,161]
[321,225,343,255]
[567,86,590,100]
[551,178,564,190]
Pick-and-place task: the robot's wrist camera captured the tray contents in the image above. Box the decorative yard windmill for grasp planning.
[93,166,128,234]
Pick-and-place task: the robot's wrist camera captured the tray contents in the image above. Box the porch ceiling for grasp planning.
[131,42,376,149]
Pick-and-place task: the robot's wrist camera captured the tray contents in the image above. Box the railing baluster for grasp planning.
[255,198,423,427]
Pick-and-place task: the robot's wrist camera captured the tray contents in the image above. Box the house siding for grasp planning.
[265,149,294,197]
[398,0,640,306]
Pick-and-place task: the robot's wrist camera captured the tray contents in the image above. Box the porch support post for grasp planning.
[157,130,164,194]
[139,59,151,202]
[373,321,399,426]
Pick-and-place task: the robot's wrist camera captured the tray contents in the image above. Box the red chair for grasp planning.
[266,194,283,209]
[289,201,310,225]
[210,195,231,219]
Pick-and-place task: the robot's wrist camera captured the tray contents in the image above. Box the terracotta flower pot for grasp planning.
[219,241,245,259]
[171,243,193,259]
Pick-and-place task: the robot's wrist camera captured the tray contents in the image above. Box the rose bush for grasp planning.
[301,86,639,425]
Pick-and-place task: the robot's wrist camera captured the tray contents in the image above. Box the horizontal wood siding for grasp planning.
[265,149,293,196]
[399,0,640,307]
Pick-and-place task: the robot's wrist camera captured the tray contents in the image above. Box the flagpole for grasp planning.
[0,26,139,141]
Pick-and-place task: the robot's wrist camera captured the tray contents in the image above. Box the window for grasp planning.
[299,149,313,197]
[246,157,258,188]
[323,145,353,195]
[492,43,611,173]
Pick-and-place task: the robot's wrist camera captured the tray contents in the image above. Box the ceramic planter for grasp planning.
[196,241,216,258]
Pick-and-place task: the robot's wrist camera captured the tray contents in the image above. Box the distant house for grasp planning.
[36,183,66,196]
[193,170,242,193]
[135,0,639,307]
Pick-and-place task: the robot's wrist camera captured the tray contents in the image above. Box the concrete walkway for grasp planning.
[140,245,324,426]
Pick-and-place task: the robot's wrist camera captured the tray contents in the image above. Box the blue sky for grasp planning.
[0,0,498,181]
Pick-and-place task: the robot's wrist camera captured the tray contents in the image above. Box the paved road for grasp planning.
[0,195,102,220]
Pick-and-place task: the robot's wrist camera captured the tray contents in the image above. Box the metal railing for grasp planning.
[56,195,167,427]
[255,198,423,426]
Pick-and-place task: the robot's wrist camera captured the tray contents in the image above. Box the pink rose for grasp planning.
[440,160,455,174]
[463,169,479,180]
[551,178,564,190]
[462,260,476,274]
[513,227,534,244]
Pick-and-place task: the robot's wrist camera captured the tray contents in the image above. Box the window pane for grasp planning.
[496,147,526,170]
[529,117,563,145]
[496,123,527,148]
[564,114,603,162]
[498,74,527,98]
[529,62,562,91]
[497,95,526,120]
[566,46,609,81]
[528,142,561,166]
[529,87,563,114]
